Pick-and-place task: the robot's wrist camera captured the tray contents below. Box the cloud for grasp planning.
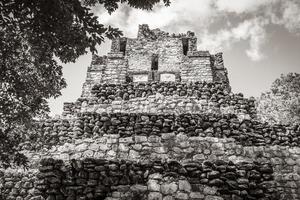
[214,0,276,13]
[96,0,300,61]
[273,1,300,34]
[245,20,267,61]
[199,18,267,61]
[97,0,217,36]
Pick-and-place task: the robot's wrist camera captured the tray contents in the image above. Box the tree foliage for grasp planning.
[0,0,170,168]
[257,73,300,125]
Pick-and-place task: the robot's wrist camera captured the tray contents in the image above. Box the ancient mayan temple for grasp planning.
[80,24,229,97]
[1,25,300,200]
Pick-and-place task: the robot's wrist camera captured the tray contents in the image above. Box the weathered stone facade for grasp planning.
[63,82,254,118]
[1,25,299,200]
[82,24,229,97]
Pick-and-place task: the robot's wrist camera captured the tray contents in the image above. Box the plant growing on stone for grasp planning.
[0,0,170,168]
[257,73,300,125]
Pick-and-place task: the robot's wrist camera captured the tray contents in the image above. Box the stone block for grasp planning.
[178,180,191,192]
[149,173,163,180]
[148,180,160,191]
[119,143,129,152]
[163,196,175,200]
[161,182,178,195]
[204,196,223,200]
[176,192,189,200]
[148,192,163,200]
[190,192,205,199]
[203,187,217,195]
[128,150,140,159]
[135,136,148,143]
[130,184,147,192]
[119,137,134,143]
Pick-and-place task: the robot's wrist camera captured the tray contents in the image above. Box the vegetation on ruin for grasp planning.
[0,0,170,168]
[257,73,300,125]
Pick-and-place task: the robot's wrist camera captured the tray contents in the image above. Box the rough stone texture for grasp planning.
[81,24,230,97]
[0,169,43,200]
[63,96,255,119]
[18,134,300,199]
[22,113,299,151]
[64,82,254,117]
[32,158,278,200]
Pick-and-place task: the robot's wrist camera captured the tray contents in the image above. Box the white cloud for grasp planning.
[199,18,267,61]
[214,0,277,13]
[96,0,300,61]
[246,20,267,61]
[277,1,300,34]
[98,0,217,36]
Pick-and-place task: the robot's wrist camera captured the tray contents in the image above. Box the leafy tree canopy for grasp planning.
[271,73,300,97]
[257,73,300,126]
[0,0,170,168]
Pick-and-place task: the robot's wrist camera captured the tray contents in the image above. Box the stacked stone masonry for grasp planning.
[63,82,255,117]
[0,170,39,200]
[12,133,300,199]
[81,24,229,97]
[34,158,277,200]
[22,113,299,151]
[1,25,300,200]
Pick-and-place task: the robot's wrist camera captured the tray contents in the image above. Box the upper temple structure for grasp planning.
[82,24,229,97]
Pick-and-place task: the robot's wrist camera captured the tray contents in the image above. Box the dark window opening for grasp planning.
[151,71,155,81]
[151,54,158,71]
[120,39,127,56]
[182,38,189,56]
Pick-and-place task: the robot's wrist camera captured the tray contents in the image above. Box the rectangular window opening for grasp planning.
[182,38,189,56]
[120,39,127,56]
[151,54,158,71]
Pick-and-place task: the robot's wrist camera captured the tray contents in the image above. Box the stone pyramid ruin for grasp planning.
[1,25,300,200]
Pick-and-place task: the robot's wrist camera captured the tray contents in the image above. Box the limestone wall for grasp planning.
[3,132,300,199]
[33,158,277,200]
[181,52,213,82]
[76,96,255,119]
[211,53,229,84]
[66,82,252,117]
[81,25,230,96]
[0,169,41,200]
[21,113,299,152]
[126,33,186,72]
[4,142,299,200]
[81,55,107,97]
[90,82,232,100]
[102,53,128,84]
[28,135,300,200]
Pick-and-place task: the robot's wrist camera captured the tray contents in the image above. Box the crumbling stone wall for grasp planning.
[125,24,196,73]
[0,169,41,200]
[102,53,128,84]
[34,158,278,200]
[181,51,213,83]
[81,25,230,97]
[74,96,255,119]
[66,82,251,117]
[81,55,107,97]
[211,53,229,84]
[21,113,299,152]
[82,53,128,97]
[2,127,300,199]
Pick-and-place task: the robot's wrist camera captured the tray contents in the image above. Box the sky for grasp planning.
[48,0,300,116]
